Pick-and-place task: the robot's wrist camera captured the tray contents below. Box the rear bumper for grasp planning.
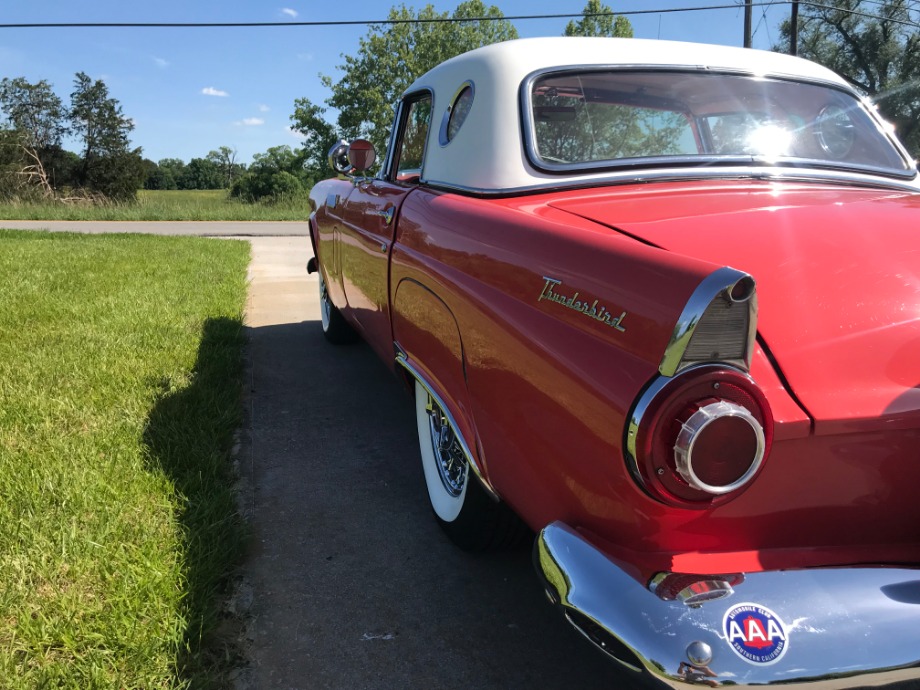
[535,521,920,688]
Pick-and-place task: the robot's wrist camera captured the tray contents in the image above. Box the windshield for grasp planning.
[528,70,912,177]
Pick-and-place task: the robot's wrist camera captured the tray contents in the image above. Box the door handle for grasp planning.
[375,207,395,225]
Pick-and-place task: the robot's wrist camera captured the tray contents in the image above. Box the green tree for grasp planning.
[181,157,224,190]
[289,98,340,183]
[777,0,920,156]
[564,0,633,38]
[144,160,177,190]
[69,72,144,200]
[293,1,517,173]
[0,77,68,196]
[230,145,309,202]
[207,146,244,188]
[157,157,187,186]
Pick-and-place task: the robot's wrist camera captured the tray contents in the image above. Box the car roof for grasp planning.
[406,37,849,96]
[400,38,897,195]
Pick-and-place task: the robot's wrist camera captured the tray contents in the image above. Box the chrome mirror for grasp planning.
[328,139,352,175]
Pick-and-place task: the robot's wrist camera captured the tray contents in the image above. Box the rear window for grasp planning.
[528,70,912,177]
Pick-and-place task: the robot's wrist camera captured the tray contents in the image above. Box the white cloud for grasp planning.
[259,104,270,112]
[202,86,229,97]
[240,117,265,126]
[281,8,298,18]
[297,52,314,61]
[285,126,302,139]
[153,56,169,68]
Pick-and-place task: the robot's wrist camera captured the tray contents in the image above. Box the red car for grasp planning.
[307,37,920,688]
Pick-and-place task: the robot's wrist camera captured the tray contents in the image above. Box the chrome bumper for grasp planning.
[535,521,920,688]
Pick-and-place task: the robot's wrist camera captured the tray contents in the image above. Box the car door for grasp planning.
[338,92,433,361]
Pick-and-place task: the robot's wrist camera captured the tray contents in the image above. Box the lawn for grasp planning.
[0,189,309,222]
[0,230,250,688]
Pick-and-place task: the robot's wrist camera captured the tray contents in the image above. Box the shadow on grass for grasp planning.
[143,316,247,687]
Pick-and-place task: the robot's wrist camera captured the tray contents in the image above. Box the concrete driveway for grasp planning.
[238,236,623,689]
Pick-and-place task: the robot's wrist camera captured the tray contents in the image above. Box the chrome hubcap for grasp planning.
[426,395,467,497]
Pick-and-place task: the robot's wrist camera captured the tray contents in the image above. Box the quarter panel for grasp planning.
[389,185,920,572]
[389,187,717,539]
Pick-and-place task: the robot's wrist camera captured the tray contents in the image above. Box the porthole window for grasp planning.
[814,104,856,159]
[439,82,474,146]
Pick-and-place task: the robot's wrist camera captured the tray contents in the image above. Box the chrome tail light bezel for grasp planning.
[659,266,757,377]
[625,365,774,509]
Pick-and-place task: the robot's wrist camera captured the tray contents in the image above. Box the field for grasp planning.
[0,189,309,222]
[0,230,250,688]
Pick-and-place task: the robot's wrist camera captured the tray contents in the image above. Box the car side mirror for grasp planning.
[347,139,377,172]
[327,138,377,176]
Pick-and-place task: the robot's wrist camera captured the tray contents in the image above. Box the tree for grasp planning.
[289,98,340,183]
[292,1,518,174]
[207,146,244,188]
[157,158,187,186]
[0,77,68,195]
[69,72,145,200]
[182,157,223,190]
[230,145,309,202]
[564,0,634,38]
[143,159,177,190]
[777,0,920,157]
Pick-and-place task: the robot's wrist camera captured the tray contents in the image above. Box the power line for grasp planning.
[0,2,915,32]
[801,1,920,28]
[0,3,798,29]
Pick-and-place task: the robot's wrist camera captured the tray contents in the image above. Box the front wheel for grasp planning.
[415,380,527,551]
[318,270,357,344]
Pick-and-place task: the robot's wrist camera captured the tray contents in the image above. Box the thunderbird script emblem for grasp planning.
[538,277,626,332]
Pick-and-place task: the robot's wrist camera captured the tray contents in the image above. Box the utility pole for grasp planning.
[790,1,800,55]
[744,0,753,48]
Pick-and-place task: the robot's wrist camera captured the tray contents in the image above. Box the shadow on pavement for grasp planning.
[237,316,635,689]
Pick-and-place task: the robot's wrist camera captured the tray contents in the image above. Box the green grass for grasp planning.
[0,230,251,688]
[0,189,309,221]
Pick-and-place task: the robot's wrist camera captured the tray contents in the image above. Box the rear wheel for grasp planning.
[415,380,527,551]
[319,270,357,344]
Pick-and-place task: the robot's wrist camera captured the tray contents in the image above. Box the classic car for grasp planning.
[306,36,920,688]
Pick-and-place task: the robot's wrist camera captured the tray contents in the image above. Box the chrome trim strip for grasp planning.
[395,352,499,502]
[536,521,920,688]
[422,165,920,198]
[659,266,756,377]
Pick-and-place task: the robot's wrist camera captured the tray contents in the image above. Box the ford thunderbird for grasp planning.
[306,37,920,688]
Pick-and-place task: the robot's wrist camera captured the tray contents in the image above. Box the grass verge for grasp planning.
[0,230,251,688]
[0,189,308,222]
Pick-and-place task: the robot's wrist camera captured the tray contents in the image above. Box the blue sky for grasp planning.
[0,1,791,165]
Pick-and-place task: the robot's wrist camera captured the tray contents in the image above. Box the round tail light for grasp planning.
[626,366,773,509]
[674,400,765,494]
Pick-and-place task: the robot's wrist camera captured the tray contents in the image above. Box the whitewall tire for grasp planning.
[413,379,527,551]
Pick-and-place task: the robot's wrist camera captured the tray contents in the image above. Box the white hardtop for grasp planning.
[401,37,882,194]
[406,37,848,95]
